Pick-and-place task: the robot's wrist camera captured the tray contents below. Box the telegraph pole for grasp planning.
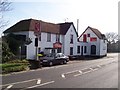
[77,19,79,34]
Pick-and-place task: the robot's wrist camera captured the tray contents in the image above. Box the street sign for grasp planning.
[53,42,62,48]
[90,37,97,42]
[34,22,41,36]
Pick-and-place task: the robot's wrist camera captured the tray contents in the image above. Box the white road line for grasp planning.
[74,68,93,77]
[37,79,41,85]
[79,70,82,73]
[4,85,13,90]
[74,71,82,77]
[55,65,68,68]
[61,74,65,78]
[0,78,39,87]
[97,65,101,68]
[63,70,79,75]
[89,68,94,71]
[27,81,55,89]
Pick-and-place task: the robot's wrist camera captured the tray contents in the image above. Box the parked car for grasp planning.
[41,53,69,66]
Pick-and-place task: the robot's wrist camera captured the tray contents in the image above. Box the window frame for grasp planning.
[56,34,60,42]
[47,33,51,42]
[77,46,80,54]
[84,46,87,53]
[70,34,73,44]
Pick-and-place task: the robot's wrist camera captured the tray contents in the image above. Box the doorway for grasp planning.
[91,45,96,55]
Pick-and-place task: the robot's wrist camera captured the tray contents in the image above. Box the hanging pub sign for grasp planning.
[90,37,97,42]
[53,42,62,48]
[34,21,41,36]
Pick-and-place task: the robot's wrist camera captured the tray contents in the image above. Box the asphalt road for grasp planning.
[1,53,118,89]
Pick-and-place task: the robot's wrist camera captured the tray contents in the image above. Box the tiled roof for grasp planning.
[58,22,72,35]
[58,22,78,36]
[88,26,106,39]
[3,19,31,33]
[79,26,106,40]
[88,26,103,39]
[3,19,60,34]
[3,19,79,37]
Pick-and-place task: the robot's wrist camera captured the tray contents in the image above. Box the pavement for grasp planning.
[1,53,118,89]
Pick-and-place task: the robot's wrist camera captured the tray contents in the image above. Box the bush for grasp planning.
[1,60,30,74]
[7,59,29,65]
[1,63,21,68]
[3,65,28,73]
[2,41,15,63]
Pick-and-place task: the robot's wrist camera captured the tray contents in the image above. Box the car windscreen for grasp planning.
[46,53,55,57]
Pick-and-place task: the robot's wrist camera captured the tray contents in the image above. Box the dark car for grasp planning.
[41,53,69,66]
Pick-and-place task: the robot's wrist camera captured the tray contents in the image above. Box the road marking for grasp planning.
[61,74,65,78]
[74,68,94,77]
[97,65,101,68]
[27,81,55,89]
[0,78,39,87]
[79,70,82,73]
[55,65,69,68]
[63,70,79,75]
[74,71,82,77]
[89,68,94,71]
[4,85,13,90]
[37,79,41,85]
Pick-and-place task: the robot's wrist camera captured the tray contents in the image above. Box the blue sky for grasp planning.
[2,0,118,36]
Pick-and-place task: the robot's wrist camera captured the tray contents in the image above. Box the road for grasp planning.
[1,53,118,89]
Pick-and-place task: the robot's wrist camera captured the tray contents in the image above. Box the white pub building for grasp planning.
[3,19,107,60]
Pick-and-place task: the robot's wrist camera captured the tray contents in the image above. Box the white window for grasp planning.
[56,34,60,42]
[47,33,51,42]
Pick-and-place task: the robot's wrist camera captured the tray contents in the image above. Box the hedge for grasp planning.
[3,65,28,73]
[0,59,30,74]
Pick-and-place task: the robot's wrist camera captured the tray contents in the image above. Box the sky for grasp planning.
[1,0,119,36]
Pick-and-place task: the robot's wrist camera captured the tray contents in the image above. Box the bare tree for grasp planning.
[105,32,118,44]
[0,0,12,29]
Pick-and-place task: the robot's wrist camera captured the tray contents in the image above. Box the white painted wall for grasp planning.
[64,25,78,56]
[78,28,108,56]
[100,40,107,56]
[78,42,89,56]
[8,31,36,59]
[79,28,100,56]
[26,31,63,59]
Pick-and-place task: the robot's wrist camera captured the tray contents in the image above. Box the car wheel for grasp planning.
[63,60,67,64]
[49,62,53,66]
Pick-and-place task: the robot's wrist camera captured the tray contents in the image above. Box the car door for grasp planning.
[55,53,61,64]
[58,53,64,63]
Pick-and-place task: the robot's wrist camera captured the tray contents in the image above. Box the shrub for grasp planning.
[7,59,29,65]
[2,41,15,63]
[1,61,30,74]
[1,63,21,68]
[3,65,28,73]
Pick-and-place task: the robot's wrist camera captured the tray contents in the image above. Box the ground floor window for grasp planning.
[77,46,80,54]
[84,46,87,53]
[21,45,27,59]
[70,47,73,55]
[81,46,83,55]
[52,49,56,53]
[57,48,61,53]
